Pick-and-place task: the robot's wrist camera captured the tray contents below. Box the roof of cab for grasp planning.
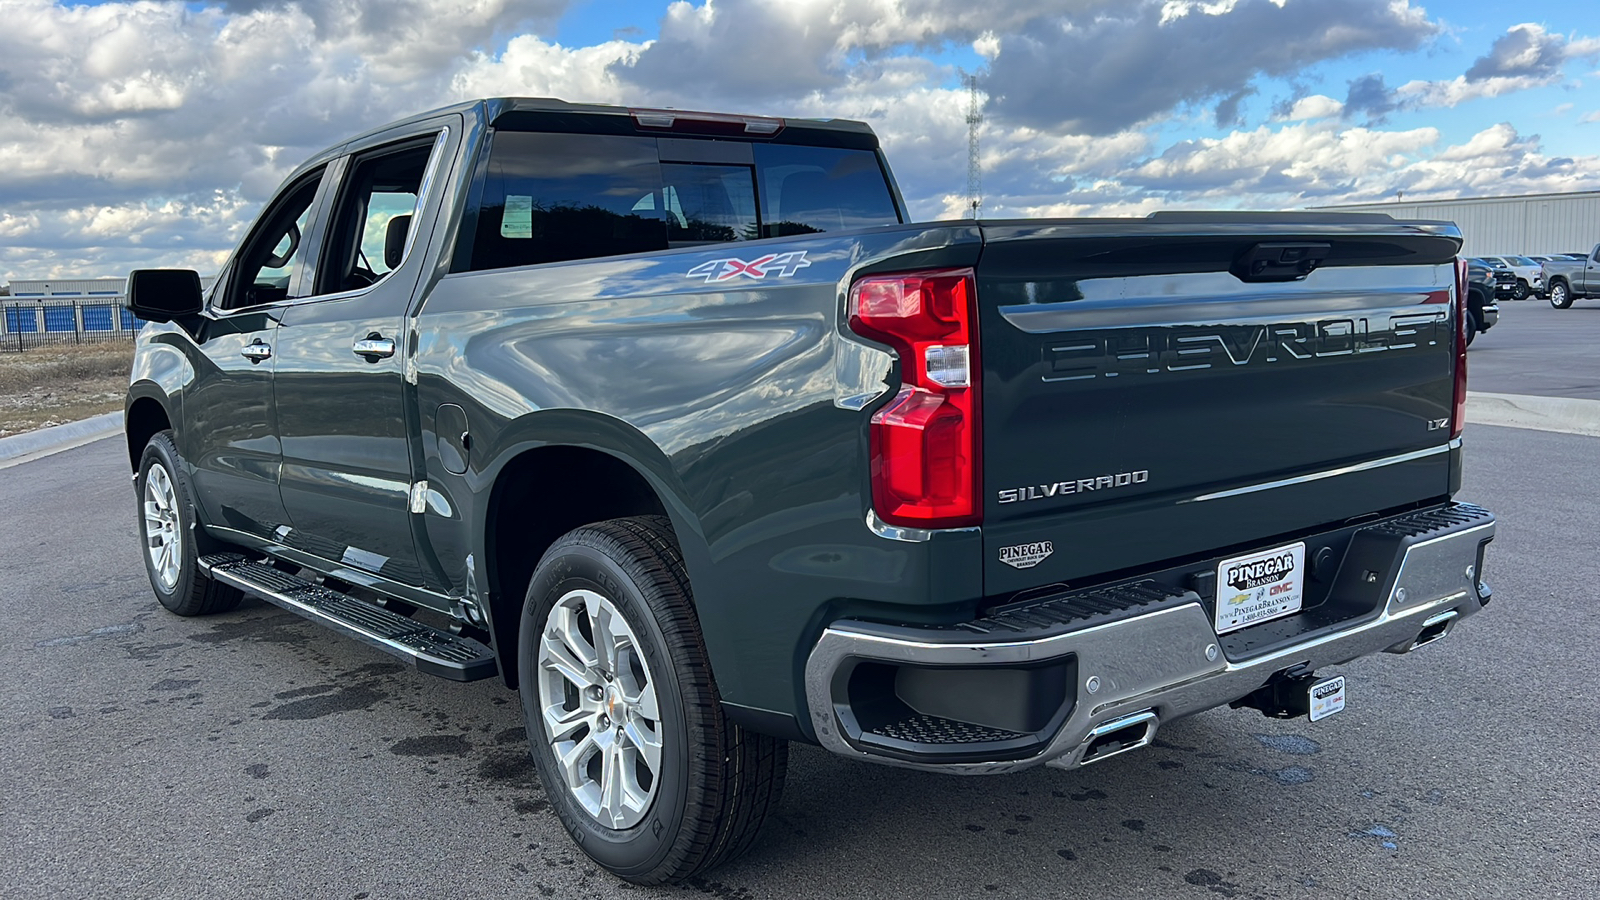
[295,97,877,169]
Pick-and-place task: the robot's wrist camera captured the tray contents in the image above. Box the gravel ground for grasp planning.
[0,342,131,437]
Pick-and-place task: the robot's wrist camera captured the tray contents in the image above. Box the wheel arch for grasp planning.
[124,390,173,472]
[125,333,196,470]
[476,416,707,690]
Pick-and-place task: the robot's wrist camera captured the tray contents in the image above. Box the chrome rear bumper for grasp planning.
[804,504,1495,774]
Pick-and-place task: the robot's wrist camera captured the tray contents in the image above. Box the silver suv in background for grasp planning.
[1478,255,1542,299]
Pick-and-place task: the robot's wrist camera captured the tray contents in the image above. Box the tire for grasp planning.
[1549,281,1573,309]
[1513,279,1529,300]
[137,431,243,616]
[518,516,787,885]
[1464,311,1478,346]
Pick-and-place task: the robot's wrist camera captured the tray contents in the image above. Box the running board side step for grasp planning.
[199,553,497,682]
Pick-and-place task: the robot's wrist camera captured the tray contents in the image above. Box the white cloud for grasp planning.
[0,0,577,278]
[1393,23,1600,109]
[1278,94,1345,121]
[1130,121,1440,199]
[451,35,645,102]
[984,0,1434,133]
[1581,110,1600,123]
[0,0,1597,280]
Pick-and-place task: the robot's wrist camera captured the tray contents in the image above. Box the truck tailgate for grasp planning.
[975,217,1462,595]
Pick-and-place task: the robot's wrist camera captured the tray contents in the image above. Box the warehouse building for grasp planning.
[1315,190,1600,257]
[1,276,215,347]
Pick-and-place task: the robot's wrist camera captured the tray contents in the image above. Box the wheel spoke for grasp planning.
[543,703,593,743]
[621,679,658,721]
[586,593,622,674]
[553,604,600,669]
[158,544,175,584]
[622,717,661,775]
[541,631,597,690]
[598,736,624,826]
[556,733,598,792]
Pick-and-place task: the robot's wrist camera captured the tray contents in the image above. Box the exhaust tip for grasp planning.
[1412,608,1460,648]
[1386,608,1461,654]
[1079,710,1159,765]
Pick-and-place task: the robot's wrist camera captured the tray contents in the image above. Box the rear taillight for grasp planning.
[1452,258,1469,439]
[849,269,981,528]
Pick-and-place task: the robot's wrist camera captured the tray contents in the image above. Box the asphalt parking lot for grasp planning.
[2,299,1596,900]
[1466,294,1600,399]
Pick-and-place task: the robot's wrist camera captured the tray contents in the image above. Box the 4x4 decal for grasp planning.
[686,250,812,283]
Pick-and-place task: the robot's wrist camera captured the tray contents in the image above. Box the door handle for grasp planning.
[352,336,396,360]
[241,342,272,362]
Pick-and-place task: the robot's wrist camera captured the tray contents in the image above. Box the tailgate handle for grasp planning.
[1231,242,1331,283]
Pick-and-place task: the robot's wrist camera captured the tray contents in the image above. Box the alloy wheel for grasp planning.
[536,588,664,829]
[143,462,182,592]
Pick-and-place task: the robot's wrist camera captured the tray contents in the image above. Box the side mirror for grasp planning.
[126,269,205,323]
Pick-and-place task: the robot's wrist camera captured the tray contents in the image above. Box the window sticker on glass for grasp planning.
[501,195,534,239]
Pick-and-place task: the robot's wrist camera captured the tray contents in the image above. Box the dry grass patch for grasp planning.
[0,343,132,438]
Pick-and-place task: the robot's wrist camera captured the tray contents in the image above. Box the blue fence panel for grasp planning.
[81,305,115,332]
[5,306,38,332]
[42,305,76,332]
[120,308,145,331]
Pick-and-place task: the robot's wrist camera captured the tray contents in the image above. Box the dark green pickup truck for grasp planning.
[124,98,1496,884]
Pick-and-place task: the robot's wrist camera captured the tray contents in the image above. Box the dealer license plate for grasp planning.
[1308,676,1346,722]
[1214,541,1305,635]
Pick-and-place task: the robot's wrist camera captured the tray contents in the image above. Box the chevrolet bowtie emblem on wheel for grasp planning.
[686,250,812,282]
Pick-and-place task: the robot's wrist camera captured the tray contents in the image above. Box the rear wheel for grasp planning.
[1550,281,1573,308]
[518,516,786,885]
[137,432,242,616]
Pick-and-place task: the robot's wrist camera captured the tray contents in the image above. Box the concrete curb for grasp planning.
[1467,392,1600,439]
[0,411,124,469]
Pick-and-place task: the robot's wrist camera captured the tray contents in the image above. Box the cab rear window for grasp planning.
[459,132,900,273]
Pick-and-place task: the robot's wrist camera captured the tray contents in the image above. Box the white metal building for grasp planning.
[2,276,216,343]
[6,276,217,299]
[7,278,130,299]
[1314,190,1600,257]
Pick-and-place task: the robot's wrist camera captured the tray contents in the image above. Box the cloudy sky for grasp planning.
[2,0,1598,280]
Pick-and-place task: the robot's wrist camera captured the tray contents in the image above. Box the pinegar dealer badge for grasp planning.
[999,541,1054,569]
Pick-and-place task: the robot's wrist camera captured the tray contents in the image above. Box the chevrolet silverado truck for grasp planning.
[124,98,1496,884]
[1542,243,1600,308]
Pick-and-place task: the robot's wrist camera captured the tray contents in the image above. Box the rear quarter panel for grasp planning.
[411,224,987,722]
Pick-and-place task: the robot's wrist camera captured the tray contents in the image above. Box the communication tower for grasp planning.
[964,72,982,217]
